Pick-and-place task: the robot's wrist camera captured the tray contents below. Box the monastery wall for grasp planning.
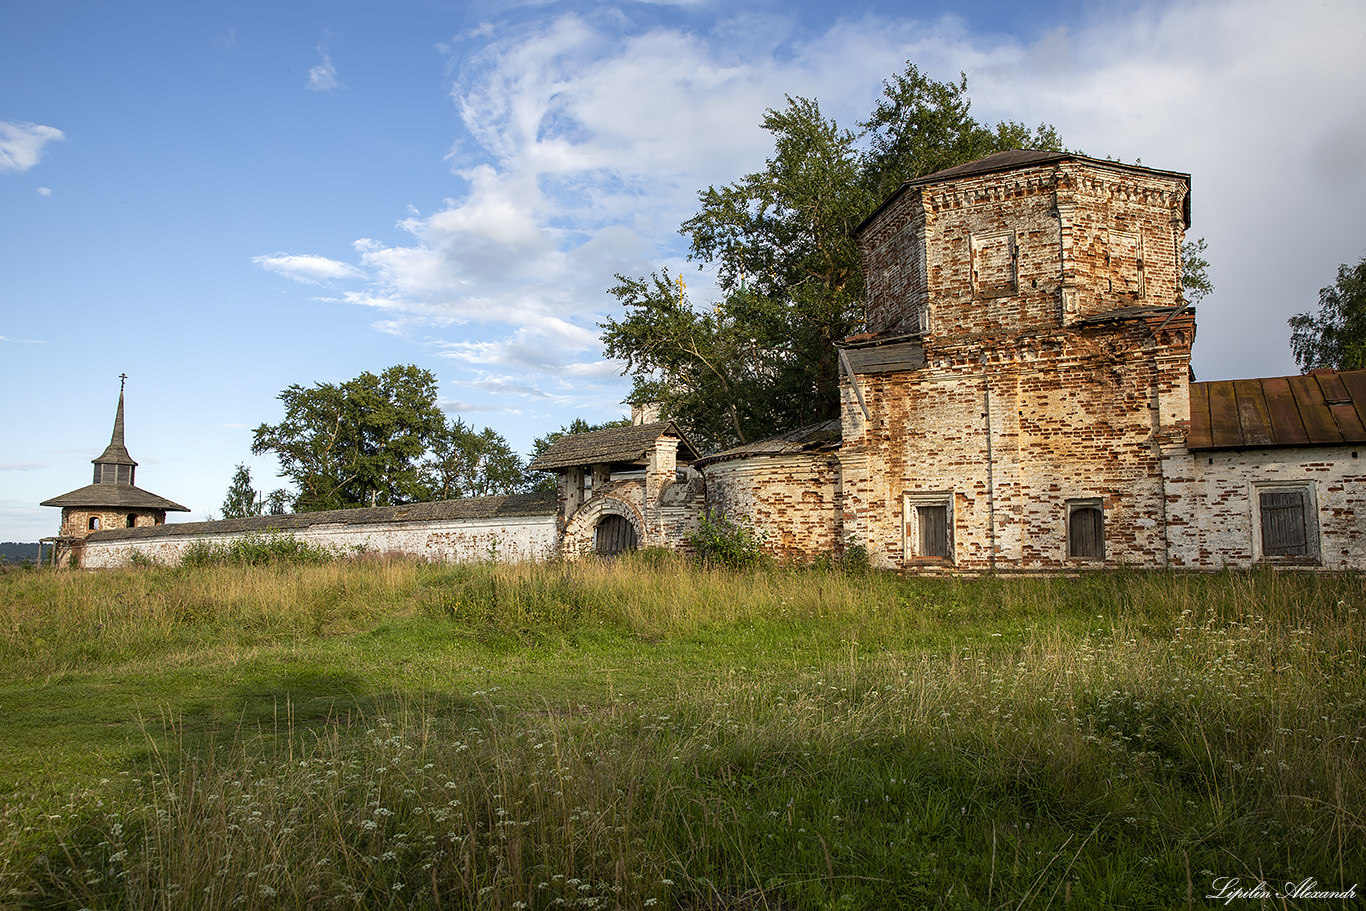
[80,513,557,568]
[703,453,842,560]
[1165,446,1366,570]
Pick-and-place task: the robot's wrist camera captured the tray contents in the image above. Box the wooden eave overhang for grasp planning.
[1187,368,1366,451]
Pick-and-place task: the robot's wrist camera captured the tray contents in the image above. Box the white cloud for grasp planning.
[307,48,341,91]
[0,335,44,344]
[253,253,362,284]
[0,121,65,172]
[262,0,1366,409]
[36,186,51,196]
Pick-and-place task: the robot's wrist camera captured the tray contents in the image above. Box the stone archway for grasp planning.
[562,496,644,559]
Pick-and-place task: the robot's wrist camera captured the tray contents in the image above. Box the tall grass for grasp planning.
[0,558,1362,908]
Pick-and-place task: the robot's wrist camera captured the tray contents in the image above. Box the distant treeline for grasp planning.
[0,542,44,563]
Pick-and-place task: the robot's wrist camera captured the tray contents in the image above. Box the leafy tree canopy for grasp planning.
[1289,254,1366,372]
[252,365,448,512]
[601,62,1063,452]
[420,419,527,501]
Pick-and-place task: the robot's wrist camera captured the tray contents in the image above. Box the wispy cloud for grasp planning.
[0,121,65,173]
[257,0,1366,400]
[307,47,341,91]
[0,462,45,472]
[253,253,362,284]
[36,186,51,196]
[0,335,45,344]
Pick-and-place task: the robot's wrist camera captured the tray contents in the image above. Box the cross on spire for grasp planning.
[119,373,127,393]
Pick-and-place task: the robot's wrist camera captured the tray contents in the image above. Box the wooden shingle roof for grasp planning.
[1187,369,1366,451]
[528,422,700,472]
[41,484,189,512]
[694,420,842,467]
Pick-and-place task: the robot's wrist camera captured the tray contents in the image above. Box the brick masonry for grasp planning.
[62,153,1365,572]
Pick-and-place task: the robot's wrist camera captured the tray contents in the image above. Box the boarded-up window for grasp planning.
[919,506,950,558]
[970,232,1017,298]
[1068,504,1104,559]
[1108,231,1144,297]
[117,464,131,485]
[903,494,953,563]
[1260,490,1309,556]
[594,515,638,556]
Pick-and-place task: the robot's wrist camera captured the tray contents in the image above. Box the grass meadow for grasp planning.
[0,555,1362,909]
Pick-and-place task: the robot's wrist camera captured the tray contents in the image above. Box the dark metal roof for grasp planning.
[41,484,190,511]
[853,149,1192,238]
[695,419,842,467]
[1187,369,1366,451]
[83,491,557,542]
[528,421,700,471]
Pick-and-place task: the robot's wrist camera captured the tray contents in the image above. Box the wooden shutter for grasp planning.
[1069,507,1104,559]
[1260,491,1308,556]
[919,505,949,558]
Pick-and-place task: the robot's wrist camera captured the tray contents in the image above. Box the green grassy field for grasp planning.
[0,556,1362,909]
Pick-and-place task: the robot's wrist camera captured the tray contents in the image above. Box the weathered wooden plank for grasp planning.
[1233,379,1275,447]
[1263,376,1310,446]
[842,341,926,374]
[1186,382,1213,449]
[1329,403,1366,442]
[1206,381,1244,449]
[1288,373,1342,445]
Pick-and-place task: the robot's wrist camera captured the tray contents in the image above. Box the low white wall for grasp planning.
[1166,446,1366,570]
[80,514,559,568]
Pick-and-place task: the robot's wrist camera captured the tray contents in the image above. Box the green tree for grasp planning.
[221,464,263,519]
[601,63,1063,451]
[1182,237,1214,305]
[1289,254,1366,371]
[252,365,446,512]
[420,417,528,500]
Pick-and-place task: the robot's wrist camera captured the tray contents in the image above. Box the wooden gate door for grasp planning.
[594,515,638,556]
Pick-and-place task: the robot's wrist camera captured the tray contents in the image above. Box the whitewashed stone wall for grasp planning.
[80,514,558,568]
[1165,447,1366,570]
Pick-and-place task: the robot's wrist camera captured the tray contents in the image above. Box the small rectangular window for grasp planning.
[1254,483,1319,563]
[1260,490,1308,556]
[903,493,953,563]
[919,505,949,558]
[1067,499,1105,560]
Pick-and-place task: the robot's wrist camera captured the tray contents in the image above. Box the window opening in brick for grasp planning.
[903,493,953,563]
[89,516,100,531]
[126,513,137,528]
[1068,502,1104,560]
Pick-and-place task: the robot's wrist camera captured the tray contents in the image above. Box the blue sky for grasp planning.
[4,0,1366,542]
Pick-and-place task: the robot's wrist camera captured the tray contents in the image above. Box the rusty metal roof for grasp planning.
[1187,369,1366,451]
[694,419,842,467]
[528,421,700,472]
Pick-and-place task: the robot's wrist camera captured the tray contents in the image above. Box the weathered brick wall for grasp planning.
[1165,447,1366,570]
[861,190,928,335]
[702,454,842,560]
[61,507,164,538]
[862,160,1190,341]
[841,313,1195,571]
[79,514,559,568]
